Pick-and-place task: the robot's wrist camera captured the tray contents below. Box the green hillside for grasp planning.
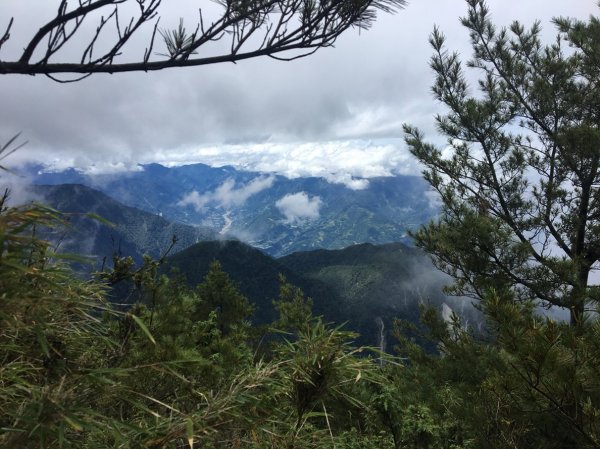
[163,240,342,325]
[279,243,476,347]
[33,184,217,266]
[164,240,481,347]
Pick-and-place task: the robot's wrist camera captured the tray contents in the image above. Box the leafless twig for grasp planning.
[0,0,406,80]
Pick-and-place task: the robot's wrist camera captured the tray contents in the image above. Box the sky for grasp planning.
[0,0,596,181]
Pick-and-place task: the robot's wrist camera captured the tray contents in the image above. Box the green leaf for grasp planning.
[85,213,115,227]
[34,326,50,357]
[186,417,194,448]
[63,416,83,432]
[130,314,156,345]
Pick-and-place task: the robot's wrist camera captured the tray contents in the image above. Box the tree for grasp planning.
[0,0,405,81]
[196,260,254,335]
[389,293,600,448]
[404,0,600,326]
[272,274,314,335]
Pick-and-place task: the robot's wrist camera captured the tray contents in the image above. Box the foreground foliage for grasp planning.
[0,199,388,448]
[7,190,600,449]
[388,294,600,449]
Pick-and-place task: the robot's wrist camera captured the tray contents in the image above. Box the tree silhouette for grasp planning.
[0,0,405,82]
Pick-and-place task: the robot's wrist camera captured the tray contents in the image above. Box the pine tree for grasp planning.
[195,260,254,335]
[404,0,600,326]
[396,2,600,447]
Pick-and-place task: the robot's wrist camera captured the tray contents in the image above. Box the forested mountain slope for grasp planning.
[164,240,481,346]
[31,183,217,266]
[163,240,342,325]
[27,163,437,256]
[280,243,483,345]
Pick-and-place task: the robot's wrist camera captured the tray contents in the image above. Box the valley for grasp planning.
[24,178,480,348]
[27,162,437,256]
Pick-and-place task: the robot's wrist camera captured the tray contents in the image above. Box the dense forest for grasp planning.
[4,196,600,449]
[2,0,600,447]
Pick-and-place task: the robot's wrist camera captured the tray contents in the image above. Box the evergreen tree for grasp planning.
[404,0,600,326]
[273,274,314,335]
[195,260,254,336]
[393,3,600,447]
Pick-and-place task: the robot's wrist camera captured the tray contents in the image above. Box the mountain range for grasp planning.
[29,183,217,268]
[26,162,437,256]
[12,160,484,347]
[20,182,479,347]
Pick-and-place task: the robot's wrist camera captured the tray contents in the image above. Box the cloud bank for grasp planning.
[26,138,421,190]
[157,139,420,189]
[276,192,322,224]
[2,0,592,183]
[178,176,275,211]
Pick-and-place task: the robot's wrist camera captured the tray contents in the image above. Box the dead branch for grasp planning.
[0,0,406,80]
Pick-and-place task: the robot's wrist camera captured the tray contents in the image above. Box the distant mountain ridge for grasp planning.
[31,183,217,266]
[164,240,482,347]
[26,182,478,346]
[26,162,437,256]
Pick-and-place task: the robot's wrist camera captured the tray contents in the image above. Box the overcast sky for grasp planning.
[0,0,596,180]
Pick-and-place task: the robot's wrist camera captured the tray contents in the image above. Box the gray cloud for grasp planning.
[1,1,595,174]
[159,139,421,185]
[0,171,43,207]
[276,192,322,223]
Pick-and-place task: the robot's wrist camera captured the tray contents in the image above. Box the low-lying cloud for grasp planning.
[1,172,44,206]
[23,138,421,190]
[155,139,422,190]
[178,175,275,211]
[276,192,322,224]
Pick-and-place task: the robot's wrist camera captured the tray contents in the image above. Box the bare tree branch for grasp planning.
[0,0,406,80]
[0,18,14,52]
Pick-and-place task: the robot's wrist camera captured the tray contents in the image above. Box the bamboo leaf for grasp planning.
[186,417,194,449]
[130,314,156,345]
[34,326,50,357]
[63,416,83,432]
[85,213,115,227]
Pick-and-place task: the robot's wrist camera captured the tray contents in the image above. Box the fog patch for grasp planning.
[0,172,44,207]
[276,192,322,224]
[178,175,275,211]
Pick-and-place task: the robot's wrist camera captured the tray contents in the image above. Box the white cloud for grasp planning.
[178,175,275,211]
[424,189,442,210]
[276,192,322,224]
[1,172,43,207]
[178,190,210,211]
[3,0,592,180]
[152,138,422,189]
[18,138,421,190]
